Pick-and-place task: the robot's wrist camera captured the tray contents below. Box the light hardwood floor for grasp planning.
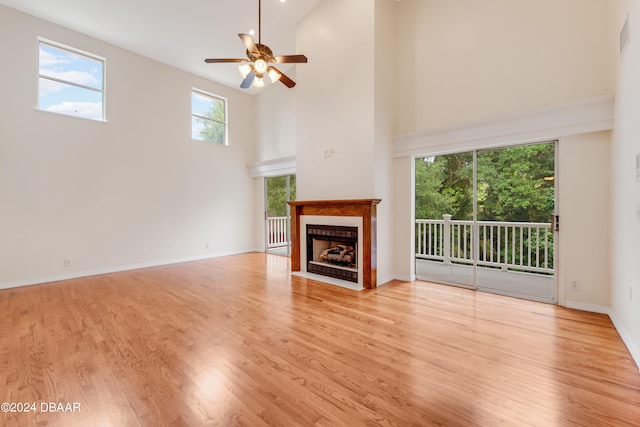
[1,252,639,426]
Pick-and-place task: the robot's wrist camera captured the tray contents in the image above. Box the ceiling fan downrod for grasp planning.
[258,0,261,44]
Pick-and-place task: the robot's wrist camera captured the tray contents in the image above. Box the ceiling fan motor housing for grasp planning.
[247,44,275,63]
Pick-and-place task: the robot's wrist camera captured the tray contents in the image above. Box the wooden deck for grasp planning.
[416,259,556,303]
[1,252,638,426]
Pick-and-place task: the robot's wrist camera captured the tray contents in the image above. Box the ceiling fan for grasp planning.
[204,0,308,89]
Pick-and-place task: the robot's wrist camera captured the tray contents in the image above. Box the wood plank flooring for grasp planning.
[1,252,639,426]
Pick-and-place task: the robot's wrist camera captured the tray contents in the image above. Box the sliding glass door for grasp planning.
[265,175,296,256]
[415,142,557,303]
[415,151,475,287]
[475,144,555,300]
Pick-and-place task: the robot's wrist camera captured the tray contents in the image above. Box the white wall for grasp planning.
[610,0,640,367]
[254,80,297,162]
[295,0,376,201]
[373,0,398,284]
[559,132,611,309]
[392,156,415,281]
[395,0,614,134]
[0,5,257,287]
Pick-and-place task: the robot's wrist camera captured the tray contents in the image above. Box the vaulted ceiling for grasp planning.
[0,0,323,92]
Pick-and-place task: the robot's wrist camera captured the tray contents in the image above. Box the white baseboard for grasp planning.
[564,300,640,372]
[392,274,415,282]
[0,248,259,291]
[608,310,640,373]
[563,300,610,314]
[377,274,398,286]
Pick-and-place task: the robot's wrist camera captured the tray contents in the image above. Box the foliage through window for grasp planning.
[191,89,227,144]
[267,175,296,217]
[415,143,555,223]
[38,39,105,121]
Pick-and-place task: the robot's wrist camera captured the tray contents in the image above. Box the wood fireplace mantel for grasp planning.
[288,199,381,289]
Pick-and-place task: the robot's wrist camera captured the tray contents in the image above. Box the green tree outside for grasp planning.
[477,144,554,223]
[267,175,296,217]
[197,98,226,144]
[415,143,554,223]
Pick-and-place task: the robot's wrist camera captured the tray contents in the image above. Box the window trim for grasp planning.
[191,88,228,145]
[37,37,106,121]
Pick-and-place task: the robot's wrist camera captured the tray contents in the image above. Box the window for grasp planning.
[191,89,227,144]
[38,39,105,121]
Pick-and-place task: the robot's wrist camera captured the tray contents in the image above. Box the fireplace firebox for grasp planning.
[306,225,358,283]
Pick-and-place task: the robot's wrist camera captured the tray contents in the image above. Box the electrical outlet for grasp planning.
[570,280,580,291]
[63,258,72,267]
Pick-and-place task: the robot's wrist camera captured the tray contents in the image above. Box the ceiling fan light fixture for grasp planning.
[254,58,268,74]
[238,62,252,78]
[268,68,281,83]
[253,76,265,88]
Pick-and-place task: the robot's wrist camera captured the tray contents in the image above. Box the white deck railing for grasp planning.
[416,215,554,274]
[267,216,290,248]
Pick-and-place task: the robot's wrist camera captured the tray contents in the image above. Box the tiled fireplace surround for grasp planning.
[288,199,380,289]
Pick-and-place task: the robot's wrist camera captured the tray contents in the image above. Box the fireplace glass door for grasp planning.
[306,224,358,283]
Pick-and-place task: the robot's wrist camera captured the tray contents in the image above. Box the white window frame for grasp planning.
[37,37,106,121]
[191,88,228,145]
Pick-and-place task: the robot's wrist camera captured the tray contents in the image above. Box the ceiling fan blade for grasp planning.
[274,54,308,64]
[270,67,296,88]
[204,58,245,63]
[238,33,259,57]
[240,71,256,89]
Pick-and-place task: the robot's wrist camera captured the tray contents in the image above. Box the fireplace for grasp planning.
[288,199,380,289]
[307,224,358,283]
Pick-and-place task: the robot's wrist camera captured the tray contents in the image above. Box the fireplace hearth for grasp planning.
[307,224,358,283]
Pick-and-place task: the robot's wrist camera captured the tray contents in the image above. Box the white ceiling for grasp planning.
[0,0,323,93]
